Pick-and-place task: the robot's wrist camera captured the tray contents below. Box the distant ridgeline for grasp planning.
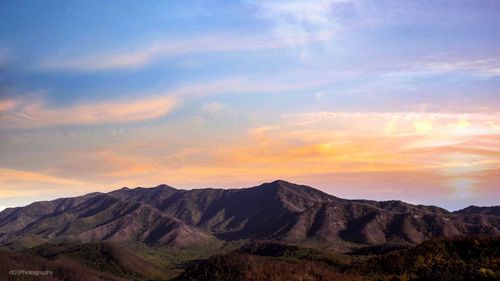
[0,180,498,249]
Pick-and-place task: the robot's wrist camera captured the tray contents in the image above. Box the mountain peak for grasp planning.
[261,179,309,189]
[454,205,500,216]
[259,179,297,190]
[465,205,479,209]
[255,179,338,204]
[270,179,292,185]
[154,184,175,190]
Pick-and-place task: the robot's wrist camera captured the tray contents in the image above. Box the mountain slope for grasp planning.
[455,205,500,216]
[0,180,498,250]
[0,193,212,248]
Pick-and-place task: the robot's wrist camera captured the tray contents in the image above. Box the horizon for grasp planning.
[0,179,496,212]
[1,1,500,211]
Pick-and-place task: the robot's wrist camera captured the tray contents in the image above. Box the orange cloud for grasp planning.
[0,168,85,186]
[0,94,177,128]
[199,112,500,199]
[2,110,498,208]
[0,99,17,112]
[0,168,89,199]
[59,111,498,191]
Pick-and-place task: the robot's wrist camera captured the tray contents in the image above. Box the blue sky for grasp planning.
[1,0,499,210]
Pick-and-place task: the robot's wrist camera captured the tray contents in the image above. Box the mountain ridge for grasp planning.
[0,180,498,251]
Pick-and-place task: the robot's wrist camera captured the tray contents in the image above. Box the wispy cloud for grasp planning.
[283,111,500,136]
[384,58,500,81]
[423,58,500,78]
[0,73,336,129]
[2,110,498,209]
[65,110,495,204]
[0,167,101,210]
[39,31,330,71]
[0,167,90,204]
[40,36,227,71]
[0,168,86,187]
[207,111,500,200]
[0,94,177,129]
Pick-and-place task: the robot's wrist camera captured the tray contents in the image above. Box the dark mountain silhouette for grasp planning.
[454,205,500,216]
[0,192,212,248]
[0,180,498,250]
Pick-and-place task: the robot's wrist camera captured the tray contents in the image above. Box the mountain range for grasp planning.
[1,180,498,251]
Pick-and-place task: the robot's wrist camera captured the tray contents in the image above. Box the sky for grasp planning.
[0,0,499,211]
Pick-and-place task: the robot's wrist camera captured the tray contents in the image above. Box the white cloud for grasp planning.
[249,0,354,46]
[424,58,500,78]
[384,58,500,81]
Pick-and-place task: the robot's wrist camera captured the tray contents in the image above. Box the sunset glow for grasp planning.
[1,1,499,210]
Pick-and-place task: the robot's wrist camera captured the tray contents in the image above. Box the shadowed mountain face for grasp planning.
[0,192,211,248]
[454,205,500,217]
[0,180,498,249]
